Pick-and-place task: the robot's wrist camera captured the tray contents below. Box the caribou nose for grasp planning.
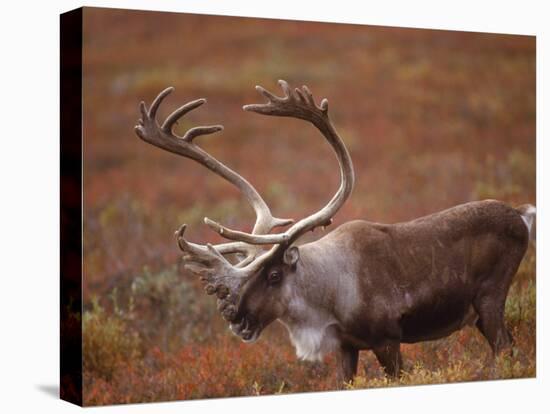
[230,317,247,335]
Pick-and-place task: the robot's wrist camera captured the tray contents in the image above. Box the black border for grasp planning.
[60,7,83,406]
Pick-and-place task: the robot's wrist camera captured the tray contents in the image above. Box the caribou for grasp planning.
[135,80,536,384]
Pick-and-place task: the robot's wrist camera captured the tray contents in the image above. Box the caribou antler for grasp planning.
[134,81,354,322]
[205,80,355,254]
[134,87,293,258]
[135,87,293,320]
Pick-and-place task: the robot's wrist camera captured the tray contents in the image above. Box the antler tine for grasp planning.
[182,125,224,142]
[203,218,291,244]
[300,85,315,106]
[205,80,355,256]
[161,98,208,135]
[256,84,282,102]
[149,86,174,119]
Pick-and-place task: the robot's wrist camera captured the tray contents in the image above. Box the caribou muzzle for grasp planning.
[230,314,262,343]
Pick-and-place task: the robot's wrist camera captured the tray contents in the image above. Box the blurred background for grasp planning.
[81,8,535,405]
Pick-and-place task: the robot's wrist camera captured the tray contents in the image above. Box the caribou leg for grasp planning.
[473,253,525,357]
[336,345,359,387]
[474,295,514,356]
[372,342,402,378]
[475,313,513,356]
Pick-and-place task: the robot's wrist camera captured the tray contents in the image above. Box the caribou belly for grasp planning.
[400,299,477,343]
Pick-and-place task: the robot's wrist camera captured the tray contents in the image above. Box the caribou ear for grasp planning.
[283,246,300,268]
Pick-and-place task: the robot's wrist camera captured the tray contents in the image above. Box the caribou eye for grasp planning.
[267,270,282,285]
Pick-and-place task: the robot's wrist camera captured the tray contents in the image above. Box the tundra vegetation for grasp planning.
[80,9,535,405]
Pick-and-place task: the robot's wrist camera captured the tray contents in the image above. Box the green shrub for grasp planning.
[83,298,141,380]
